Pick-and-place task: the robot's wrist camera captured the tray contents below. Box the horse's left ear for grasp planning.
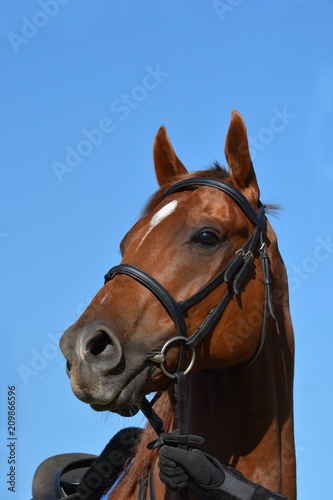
[153,126,188,187]
[224,110,260,203]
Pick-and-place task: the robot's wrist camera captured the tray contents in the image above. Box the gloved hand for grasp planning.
[158,445,287,500]
[158,445,224,499]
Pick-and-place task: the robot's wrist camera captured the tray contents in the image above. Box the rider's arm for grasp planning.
[158,445,286,500]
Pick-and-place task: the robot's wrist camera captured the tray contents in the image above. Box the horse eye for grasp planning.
[194,231,219,246]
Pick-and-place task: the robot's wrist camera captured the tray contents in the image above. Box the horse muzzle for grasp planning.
[60,323,124,401]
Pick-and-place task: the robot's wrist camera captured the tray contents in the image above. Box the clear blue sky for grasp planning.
[1,1,332,498]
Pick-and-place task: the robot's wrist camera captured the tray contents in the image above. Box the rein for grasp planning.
[104,177,276,498]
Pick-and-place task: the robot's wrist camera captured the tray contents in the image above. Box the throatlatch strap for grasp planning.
[259,232,277,322]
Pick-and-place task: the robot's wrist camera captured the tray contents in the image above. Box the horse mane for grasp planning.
[112,391,175,497]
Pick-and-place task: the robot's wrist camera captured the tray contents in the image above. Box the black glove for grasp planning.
[158,446,224,498]
[158,445,286,500]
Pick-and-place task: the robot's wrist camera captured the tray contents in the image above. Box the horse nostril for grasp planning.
[80,327,122,372]
[66,360,71,377]
[86,330,114,360]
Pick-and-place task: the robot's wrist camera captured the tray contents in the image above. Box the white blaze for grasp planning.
[99,293,108,305]
[136,200,178,250]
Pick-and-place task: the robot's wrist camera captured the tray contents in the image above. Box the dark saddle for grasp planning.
[31,427,142,500]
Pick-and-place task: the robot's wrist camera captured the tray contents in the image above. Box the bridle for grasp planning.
[104,177,276,498]
[104,177,275,377]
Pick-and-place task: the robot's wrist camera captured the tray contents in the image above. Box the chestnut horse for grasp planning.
[60,111,296,499]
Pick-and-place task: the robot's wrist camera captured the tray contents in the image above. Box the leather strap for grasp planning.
[104,264,187,339]
[162,178,266,231]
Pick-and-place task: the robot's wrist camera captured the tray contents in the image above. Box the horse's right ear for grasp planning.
[153,126,188,187]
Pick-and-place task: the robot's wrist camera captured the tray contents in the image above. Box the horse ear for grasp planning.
[224,110,260,202]
[153,126,188,187]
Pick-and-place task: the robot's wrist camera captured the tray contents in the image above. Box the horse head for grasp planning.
[60,110,279,415]
[60,111,296,498]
